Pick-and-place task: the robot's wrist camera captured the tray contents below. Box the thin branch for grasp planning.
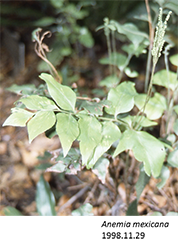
[67,183,89,191]
[58,185,91,213]
[84,179,100,204]
[76,96,94,101]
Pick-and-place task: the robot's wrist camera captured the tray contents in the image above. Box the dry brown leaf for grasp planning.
[8,142,21,163]
[10,164,28,183]
[16,134,60,167]
[151,194,167,208]
[29,169,41,184]
[138,203,148,214]
[117,182,126,202]
[0,142,7,155]
[57,195,72,216]
[23,201,36,214]
[0,171,11,187]
[43,172,51,182]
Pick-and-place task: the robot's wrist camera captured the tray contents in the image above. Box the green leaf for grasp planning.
[36,175,56,239]
[88,121,121,167]
[106,81,137,117]
[149,212,163,220]
[166,212,178,224]
[1,206,25,239]
[174,105,178,115]
[122,43,147,57]
[99,53,127,70]
[3,108,34,127]
[78,27,94,48]
[78,115,102,166]
[113,21,148,48]
[80,100,111,116]
[169,54,178,66]
[152,70,178,91]
[167,148,178,167]
[19,95,58,111]
[134,14,148,22]
[126,199,138,216]
[46,148,81,174]
[164,0,178,15]
[27,111,56,143]
[113,129,166,177]
[167,133,176,145]
[135,93,167,120]
[46,161,66,173]
[122,115,157,128]
[39,73,76,112]
[72,203,93,214]
[99,75,119,88]
[124,67,138,78]
[156,166,170,189]
[34,17,56,27]
[92,157,110,183]
[50,0,64,8]
[56,113,79,157]
[173,119,178,135]
[63,4,88,20]
[2,206,22,216]
[6,84,36,95]
[136,164,150,200]
[36,175,56,216]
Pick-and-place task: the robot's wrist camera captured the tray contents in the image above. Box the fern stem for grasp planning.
[111,29,117,76]
[134,62,156,130]
[106,31,112,76]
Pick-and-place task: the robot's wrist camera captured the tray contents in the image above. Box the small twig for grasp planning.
[111,198,126,216]
[84,179,100,204]
[141,199,165,214]
[128,155,137,176]
[67,183,88,191]
[164,187,178,211]
[58,185,91,213]
[76,96,95,101]
[125,151,130,208]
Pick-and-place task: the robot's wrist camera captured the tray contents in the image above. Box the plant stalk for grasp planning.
[125,151,130,208]
[145,0,154,92]
[134,62,156,130]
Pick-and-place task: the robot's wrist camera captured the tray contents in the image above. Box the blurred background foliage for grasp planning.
[1,0,177,79]
[1,0,146,28]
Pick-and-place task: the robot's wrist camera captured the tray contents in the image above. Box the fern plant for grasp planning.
[3,5,178,215]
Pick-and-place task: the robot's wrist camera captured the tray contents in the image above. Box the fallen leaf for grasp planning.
[0,142,7,155]
[117,183,126,202]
